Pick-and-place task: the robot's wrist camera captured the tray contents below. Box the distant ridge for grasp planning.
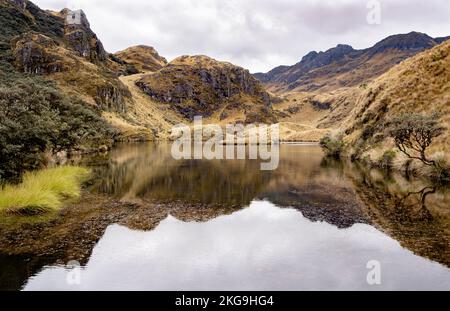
[254,32,449,93]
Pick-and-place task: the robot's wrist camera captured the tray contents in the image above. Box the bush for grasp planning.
[0,76,115,182]
[320,133,345,158]
[0,166,90,214]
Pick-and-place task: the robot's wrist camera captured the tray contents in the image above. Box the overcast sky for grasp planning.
[33,0,450,73]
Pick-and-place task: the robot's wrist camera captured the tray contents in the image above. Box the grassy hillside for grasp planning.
[340,40,449,164]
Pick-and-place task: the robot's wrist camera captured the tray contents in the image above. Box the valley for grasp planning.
[0,0,449,293]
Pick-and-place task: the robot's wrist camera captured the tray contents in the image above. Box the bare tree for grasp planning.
[387,113,445,167]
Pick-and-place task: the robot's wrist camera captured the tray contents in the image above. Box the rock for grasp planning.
[94,83,130,113]
[11,32,65,74]
[60,9,108,63]
[7,0,26,10]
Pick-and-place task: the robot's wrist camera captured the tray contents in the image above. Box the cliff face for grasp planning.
[256,32,447,93]
[60,9,108,63]
[136,55,276,123]
[11,32,65,74]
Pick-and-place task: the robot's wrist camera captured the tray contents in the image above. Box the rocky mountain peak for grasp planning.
[114,45,167,72]
[370,31,436,54]
[254,32,447,93]
[60,9,107,63]
[303,44,355,67]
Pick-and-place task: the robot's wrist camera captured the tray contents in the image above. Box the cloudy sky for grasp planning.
[33,0,450,73]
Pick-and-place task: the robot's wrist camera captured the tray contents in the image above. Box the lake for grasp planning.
[1,143,449,290]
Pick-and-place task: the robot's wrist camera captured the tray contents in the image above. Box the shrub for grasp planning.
[320,133,345,158]
[0,76,115,182]
[428,155,450,183]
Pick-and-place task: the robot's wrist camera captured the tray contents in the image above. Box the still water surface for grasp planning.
[25,201,450,290]
[3,143,450,290]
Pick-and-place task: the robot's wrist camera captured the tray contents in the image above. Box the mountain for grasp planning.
[255,32,448,93]
[136,55,277,124]
[1,0,189,143]
[1,0,131,111]
[114,45,167,73]
[435,36,450,44]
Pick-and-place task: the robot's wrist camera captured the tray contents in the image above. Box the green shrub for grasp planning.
[319,133,345,158]
[428,156,450,183]
[0,76,115,182]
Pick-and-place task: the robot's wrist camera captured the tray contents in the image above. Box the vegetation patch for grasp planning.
[320,133,345,158]
[0,166,90,215]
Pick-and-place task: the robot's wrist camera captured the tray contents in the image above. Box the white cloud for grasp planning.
[32,0,450,72]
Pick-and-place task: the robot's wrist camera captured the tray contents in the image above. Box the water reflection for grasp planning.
[1,143,449,290]
[24,201,450,291]
[345,164,450,267]
[81,143,450,267]
[86,144,368,228]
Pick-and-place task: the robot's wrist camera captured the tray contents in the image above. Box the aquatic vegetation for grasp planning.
[0,166,90,214]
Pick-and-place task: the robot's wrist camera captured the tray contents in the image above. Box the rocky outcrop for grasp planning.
[11,32,65,74]
[255,32,447,93]
[6,0,26,10]
[95,83,130,113]
[136,55,276,123]
[60,9,108,63]
[114,45,167,73]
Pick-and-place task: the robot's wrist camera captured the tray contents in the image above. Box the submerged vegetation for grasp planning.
[0,166,90,214]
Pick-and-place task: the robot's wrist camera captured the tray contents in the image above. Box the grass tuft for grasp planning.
[0,166,90,214]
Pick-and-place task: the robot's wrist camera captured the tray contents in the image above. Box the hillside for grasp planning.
[256,32,446,93]
[0,0,190,141]
[341,40,450,162]
[115,45,167,73]
[136,55,277,124]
